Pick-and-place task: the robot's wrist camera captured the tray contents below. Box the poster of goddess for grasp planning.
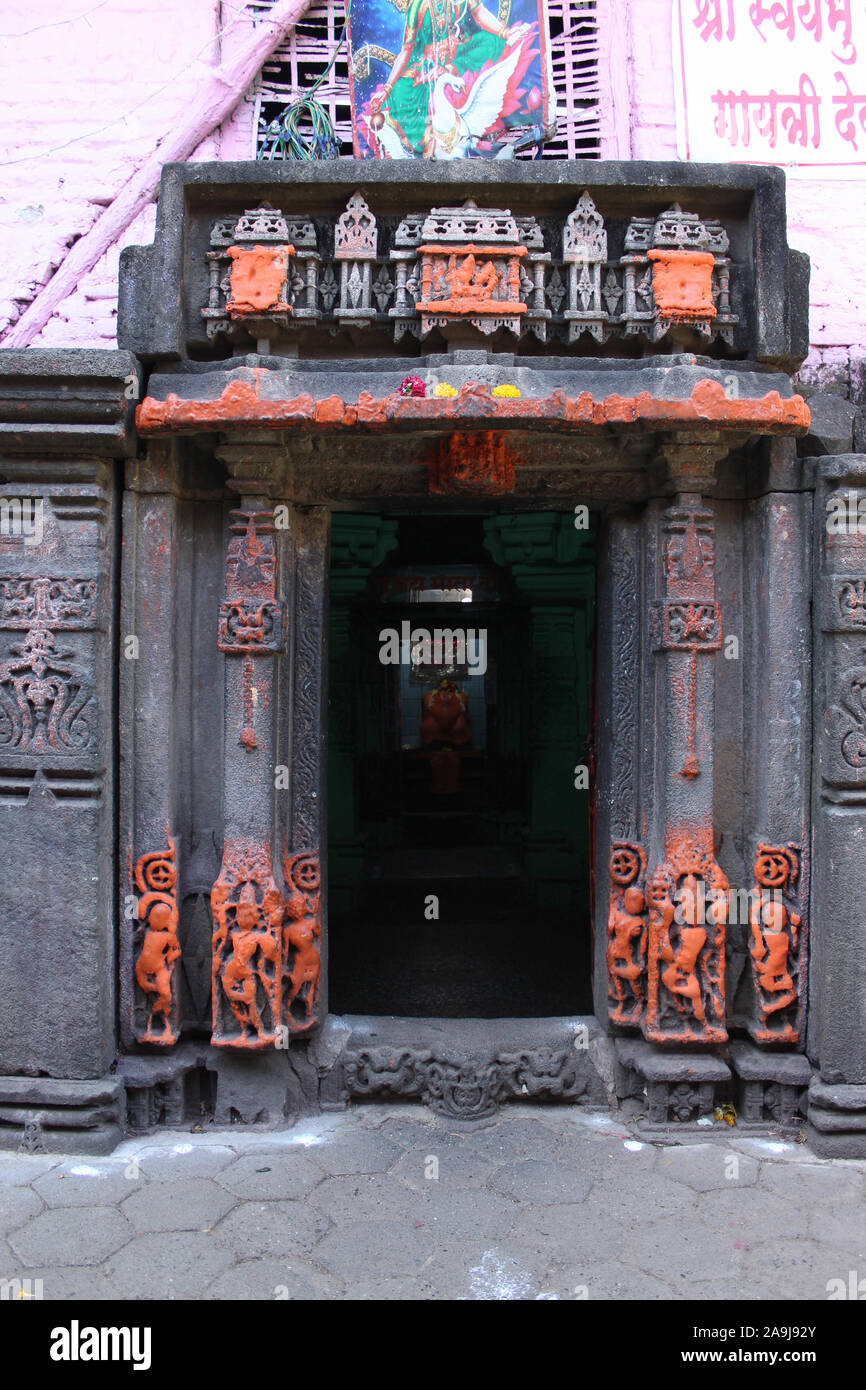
[347,0,556,158]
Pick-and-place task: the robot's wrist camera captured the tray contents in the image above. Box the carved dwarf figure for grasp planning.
[749,843,802,1040]
[282,852,322,1030]
[606,842,647,1026]
[133,836,180,1045]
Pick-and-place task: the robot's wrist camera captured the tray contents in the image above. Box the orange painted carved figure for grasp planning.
[607,885,647,1019]
[656,871,708,1025]
[606,842,647,1026]
[750,844,801,1026]
[421,677,472,745]
[211,845,283,1047]
[445,252,499,304]
[282,851,322,1031]
[134,836,180,1045]
[218,883,282,1039]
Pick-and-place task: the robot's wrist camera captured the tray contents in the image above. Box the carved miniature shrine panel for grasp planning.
[199,192,738,350]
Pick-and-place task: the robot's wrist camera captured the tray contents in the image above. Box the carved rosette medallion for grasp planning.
[748,842,805,1045]
[133,834,181,1046]
[606,841,648,1027]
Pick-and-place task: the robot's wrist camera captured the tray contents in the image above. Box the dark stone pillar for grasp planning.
[210,443,287,1051]
[0,348,137,1151]
[120,442,184,1050]
[808,453,866,1154]
[283,504,329,1031]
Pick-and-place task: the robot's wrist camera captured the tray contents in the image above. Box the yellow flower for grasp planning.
[434,382,458,397]
[493,383,521,398]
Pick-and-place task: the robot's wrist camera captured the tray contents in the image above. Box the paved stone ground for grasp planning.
[1,1105,864,1300]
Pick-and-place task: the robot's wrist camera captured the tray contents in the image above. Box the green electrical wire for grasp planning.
[258,0,353,161]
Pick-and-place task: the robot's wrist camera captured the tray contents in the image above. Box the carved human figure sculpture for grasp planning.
[607,885,647,1021]
[133,836,180,1045]
[421,677,472,745]
[659,872,708,1025]
[218,883,282,1039]
[606,841,648,1026]
[749,843,803,1042]
[282,851,322,1031]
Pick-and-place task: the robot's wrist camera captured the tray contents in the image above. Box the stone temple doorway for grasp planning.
[328,510,596,1017]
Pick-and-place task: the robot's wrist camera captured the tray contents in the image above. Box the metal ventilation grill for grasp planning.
[250,0,601,159]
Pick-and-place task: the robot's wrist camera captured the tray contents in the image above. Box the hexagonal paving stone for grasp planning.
[584,1166,700,1225]
[699,1186,807,1247]
[101,1231,234,1299]
[415,1184,518,1242]
[34,1163,139,1209]
[550,1258,677,1301]
[136,1144,237,1182]
[314,1220,433,1280]
[0,1155,60,1186]
[0,1185,43,1236]
[308,1129,403,1177]
[120,1178,235,1234]
[11,1265,115,1301]
[391,1139,496,1192]
[212,1200,330,1259]
[658,1143,759,1191]
[490,1158,595,1206]
[741,1238,856,1300]
[9,1206,133,1268]
[308,1173,418,1225]
[463,1118,565,1164]
[205,1257,334,1300]
[426,1241,551,1300]
[508,1200,626,1266]
[620,1214,746,1285]
[217,1152,323,1201]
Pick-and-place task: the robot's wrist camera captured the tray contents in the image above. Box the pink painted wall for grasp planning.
[0,0,257,348]
[628,0,865,393]
[0,0,860,391]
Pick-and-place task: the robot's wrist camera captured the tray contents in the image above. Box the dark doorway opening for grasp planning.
[328,511,596,1017]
